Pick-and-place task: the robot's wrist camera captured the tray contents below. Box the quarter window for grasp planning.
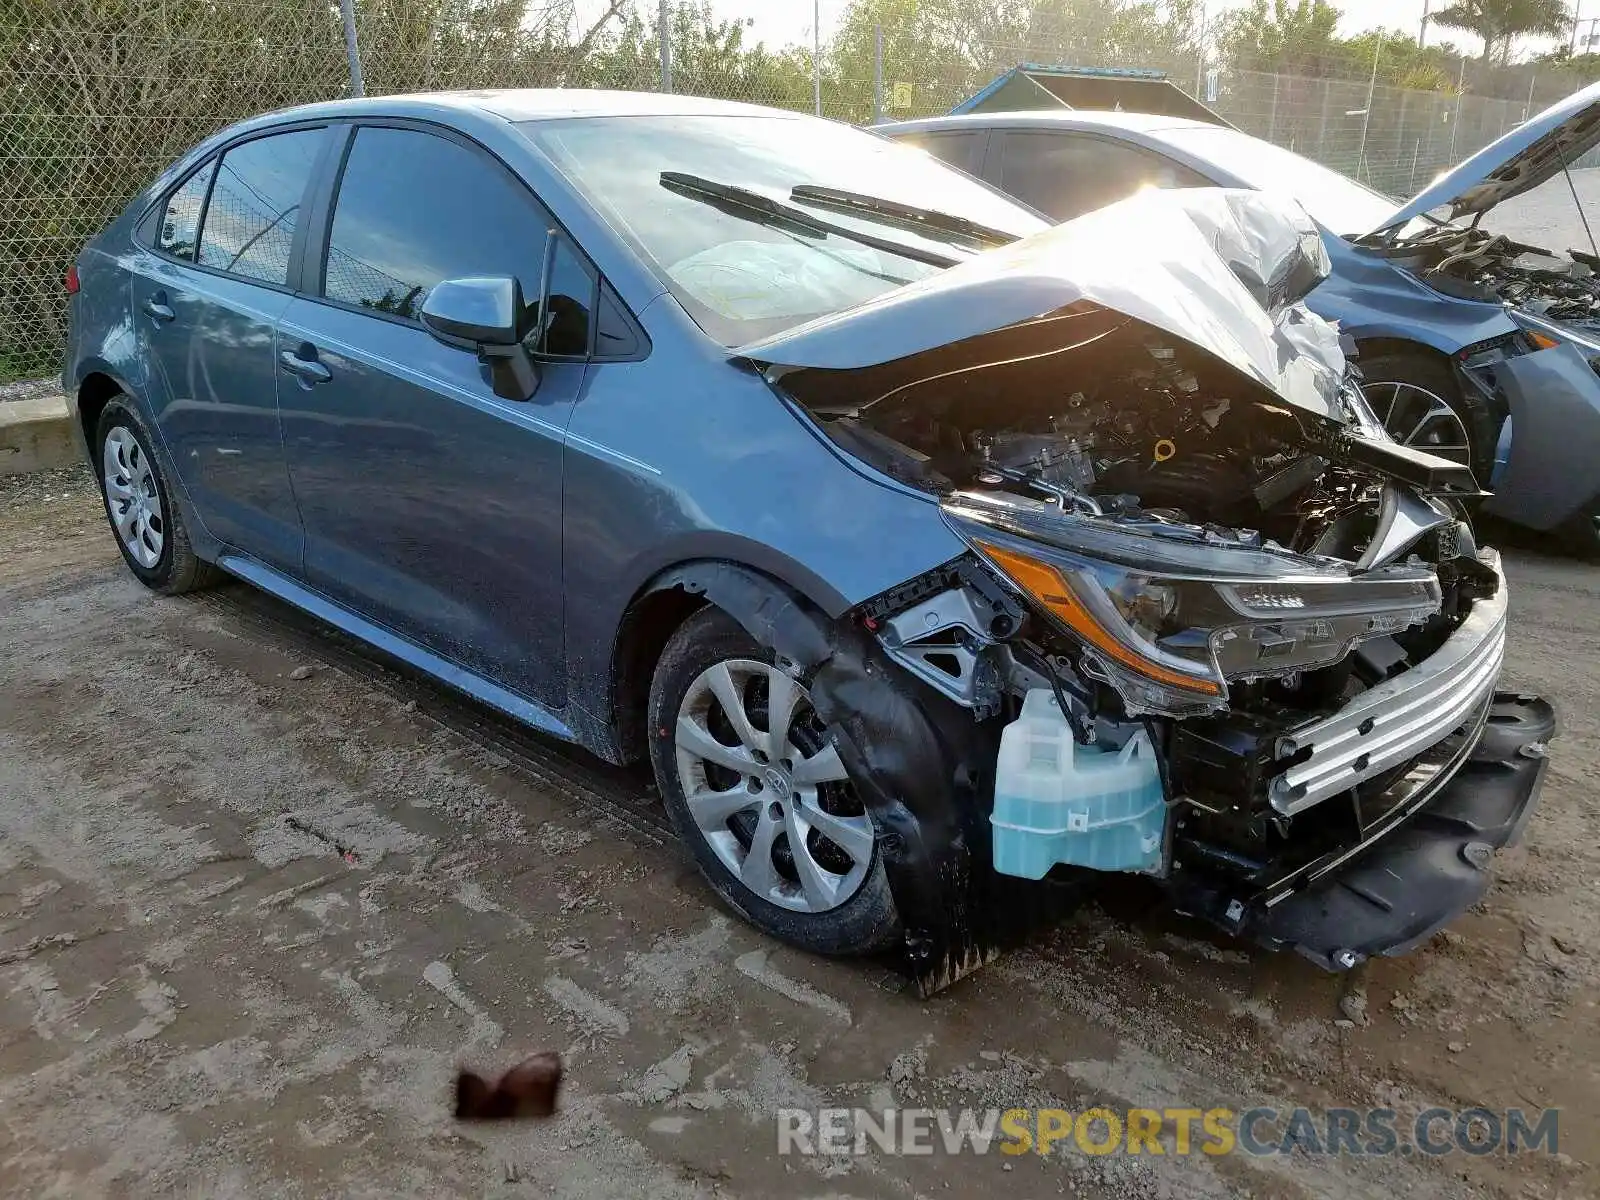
[322,126,593,356]
[197,129,325,285]
[155,160,215,260]
[900,130,984,174]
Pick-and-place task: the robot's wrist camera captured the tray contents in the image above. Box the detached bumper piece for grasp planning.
[1207,693,1553,970]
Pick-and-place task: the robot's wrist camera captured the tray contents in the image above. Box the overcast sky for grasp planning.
[597,0,1591,62]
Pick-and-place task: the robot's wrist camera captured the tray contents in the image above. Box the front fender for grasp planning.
[636,558,835,666]
[1482,342,1600,530]
[1310,244,1518,356]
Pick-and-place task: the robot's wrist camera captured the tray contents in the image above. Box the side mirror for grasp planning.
[420,276,540,401]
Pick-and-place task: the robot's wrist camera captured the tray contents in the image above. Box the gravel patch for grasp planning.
[0,377,60,404]
[0,463,96,509]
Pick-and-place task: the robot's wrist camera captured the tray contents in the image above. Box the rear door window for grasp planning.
[154,160,215,260]
[197,128,326,285]
[320,126,594,356]
[996,132,1206,222]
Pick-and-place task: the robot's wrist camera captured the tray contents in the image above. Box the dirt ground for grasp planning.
[0,465,1595,1200]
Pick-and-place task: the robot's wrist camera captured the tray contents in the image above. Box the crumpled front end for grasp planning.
[870,487,1536,977]
[748,188,1553,990]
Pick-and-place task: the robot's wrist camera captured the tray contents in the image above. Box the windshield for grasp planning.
[521,114,1047,344]
[1151,125,1404,236]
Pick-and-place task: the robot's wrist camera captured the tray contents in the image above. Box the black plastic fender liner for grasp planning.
[657,560,1075,996]
[809,624,1087,995]
[646,561,835,670]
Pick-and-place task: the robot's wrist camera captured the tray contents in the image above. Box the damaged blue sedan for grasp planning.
[63,91,1553,994]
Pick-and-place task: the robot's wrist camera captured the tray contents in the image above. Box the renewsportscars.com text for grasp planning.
[776,1105,1560,1158]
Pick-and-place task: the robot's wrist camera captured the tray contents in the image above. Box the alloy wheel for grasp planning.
[102,427,164,569]
[673,658,874,914]
[1363,379,1473,466]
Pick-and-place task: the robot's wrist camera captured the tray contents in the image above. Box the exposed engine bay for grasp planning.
[806,310,1468,562]
[1382,224,1600,333]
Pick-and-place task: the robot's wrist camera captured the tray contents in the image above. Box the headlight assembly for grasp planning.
[973,538,1229,717]
[945,497,1443,719]
[1510,307,1600,358]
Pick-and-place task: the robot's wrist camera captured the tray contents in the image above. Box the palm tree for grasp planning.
[1430,0,1571,65]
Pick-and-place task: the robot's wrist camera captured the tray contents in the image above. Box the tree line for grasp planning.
[3,0,1597,380]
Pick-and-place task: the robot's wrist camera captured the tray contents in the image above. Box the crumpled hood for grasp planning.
[1370,80,1600,237]
[735,187,1350,422]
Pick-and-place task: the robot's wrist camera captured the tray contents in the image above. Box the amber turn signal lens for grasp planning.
[1526,330,1561,351]
[974,539,1223,697]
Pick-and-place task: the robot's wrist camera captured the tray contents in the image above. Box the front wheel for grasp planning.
[647,607,899,956]
[1358,350,1498,481]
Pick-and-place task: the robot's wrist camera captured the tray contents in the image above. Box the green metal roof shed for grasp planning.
[952,64,1232,127]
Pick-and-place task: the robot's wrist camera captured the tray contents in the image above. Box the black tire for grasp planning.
[1358,348,1499,483]
[1557,504,1600,559]
[93,398,220,594]
[647,607,900,956]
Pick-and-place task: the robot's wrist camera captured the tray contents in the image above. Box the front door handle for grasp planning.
[279,348,332,385]
[141,293,174,323]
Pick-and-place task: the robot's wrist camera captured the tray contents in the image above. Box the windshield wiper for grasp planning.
[659,172,959,269]
[789,185,1019,248]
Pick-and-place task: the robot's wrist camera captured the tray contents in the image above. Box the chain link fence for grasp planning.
[4,2,1596,386]
[1210,70,1548,197]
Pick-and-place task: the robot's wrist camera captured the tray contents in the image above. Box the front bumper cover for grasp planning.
[1214,691,1553,970]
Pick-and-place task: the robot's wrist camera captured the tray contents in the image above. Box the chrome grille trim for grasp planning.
[1270,550,1508,816]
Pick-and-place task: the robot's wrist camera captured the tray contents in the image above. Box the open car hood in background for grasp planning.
[1369,80,1600,237]
[734,188,1349,422]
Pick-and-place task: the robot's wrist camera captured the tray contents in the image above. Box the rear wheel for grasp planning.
[94,398,218,594]
[647,608,899,955]
[1358,349,1497,481]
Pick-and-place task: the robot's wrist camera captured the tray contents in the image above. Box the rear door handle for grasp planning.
[141,293,174,323]
[279,348,332,385]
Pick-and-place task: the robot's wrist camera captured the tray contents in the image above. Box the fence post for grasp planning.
[873,25,884,124]
[1523,72,1536,121]
[813,0,822,116]
[1356,41,1380,182]
[1266,71,1279,143]
[1317,79,1331,162]
[1393,86,1410,192]
[659,0,672,92]
[1449,58,1465,161]
[339,0,364,98]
